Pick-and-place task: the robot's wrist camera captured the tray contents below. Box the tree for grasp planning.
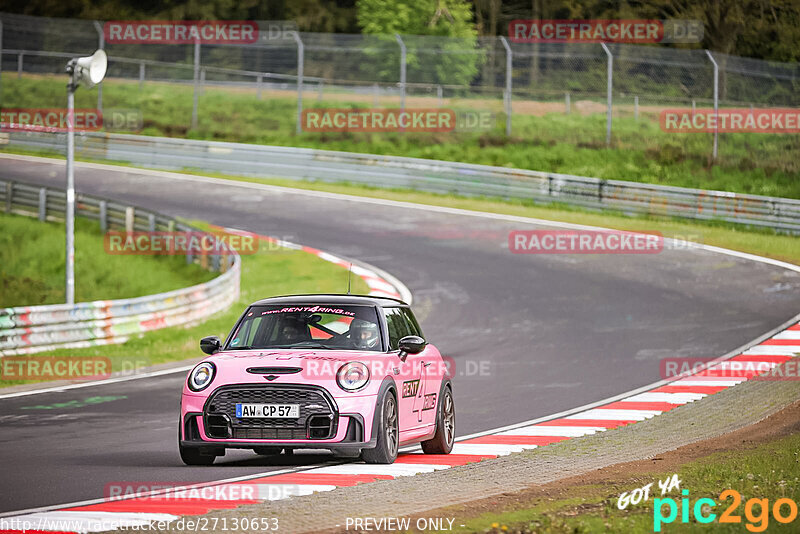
[356,0,484,86]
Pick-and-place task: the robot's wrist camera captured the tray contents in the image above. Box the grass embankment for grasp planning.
[0,211,214,307]
[3,74,799,199]
[0,214,370,387]
[445,431,800,533]
[170,171,800,267]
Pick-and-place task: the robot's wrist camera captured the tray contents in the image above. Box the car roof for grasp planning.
[249,294,409,308]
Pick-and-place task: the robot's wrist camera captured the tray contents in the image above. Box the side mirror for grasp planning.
[200,336,222,355]
[398,335,426,360]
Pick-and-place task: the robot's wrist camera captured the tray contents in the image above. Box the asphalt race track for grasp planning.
[1,156,798,514]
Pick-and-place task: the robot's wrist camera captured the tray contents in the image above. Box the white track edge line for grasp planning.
[0,461,351,519]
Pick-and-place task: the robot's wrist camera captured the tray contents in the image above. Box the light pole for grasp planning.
[64,49,107,304]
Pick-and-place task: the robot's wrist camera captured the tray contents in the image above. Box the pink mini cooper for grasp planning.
[179,295,454,465]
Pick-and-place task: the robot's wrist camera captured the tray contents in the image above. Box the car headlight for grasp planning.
[188,362,216,392]
[337,361,370,392]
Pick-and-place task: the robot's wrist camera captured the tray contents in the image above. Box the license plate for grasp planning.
[235,403,299,418]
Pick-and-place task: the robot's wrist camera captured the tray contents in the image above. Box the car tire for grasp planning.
[253,447,282,456]
[361,391,399,464]
[421,386,455,454]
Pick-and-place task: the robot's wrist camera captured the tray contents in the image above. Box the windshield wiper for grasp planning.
[283,342,335,349]
[229,343,336,350]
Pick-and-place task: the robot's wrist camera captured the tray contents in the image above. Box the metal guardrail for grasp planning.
[6,130,800,233]
[0,178,241,355]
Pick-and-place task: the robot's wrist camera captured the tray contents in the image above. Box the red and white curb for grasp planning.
[4,318,798,532]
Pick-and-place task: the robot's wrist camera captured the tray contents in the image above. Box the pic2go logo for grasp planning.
[654,489,799,532]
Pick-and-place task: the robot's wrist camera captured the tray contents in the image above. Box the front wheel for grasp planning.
[180,445,217,465]
[361,392,399,464]
[179,421,218,465]
[421,386,454,454]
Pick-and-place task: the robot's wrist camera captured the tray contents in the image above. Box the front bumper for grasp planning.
[180,383,379,452]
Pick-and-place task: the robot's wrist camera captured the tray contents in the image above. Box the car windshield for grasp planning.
[227,304,383,352]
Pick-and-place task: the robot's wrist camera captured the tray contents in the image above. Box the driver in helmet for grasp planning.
[348,319,379,350]
[279,316,309,344]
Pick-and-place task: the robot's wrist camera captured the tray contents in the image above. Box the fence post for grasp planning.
[600,43,613,147]
[705,49,719,161]
[17,52,22,78]
[634,95,639,121]
[191,38,200,130]
[565,92,570,114]
[199,68,206,94]
[4,182,11,212]
[436,85,443,107]
[373,83,379,107]
[292,31,304,134]
[138,62,145,89]
[125,206,134,233]
[148,213,156,232]
[317,81,323,101]
[0,20,3,107]
[499,36,512,136]
[186,235,194,264]
[257,74,263,99]
[38,188,47,221]
[93,21,104,115]
[394,34,406,111]
[99,200,107,232]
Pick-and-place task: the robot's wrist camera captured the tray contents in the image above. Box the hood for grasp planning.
[211,349,381,366]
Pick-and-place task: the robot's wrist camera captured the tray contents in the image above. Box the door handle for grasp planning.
[423,362,431,368]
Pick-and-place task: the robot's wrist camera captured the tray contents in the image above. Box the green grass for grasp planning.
[0,219,370,387]
[444,431,800,533]
[4,73,800,199]
[0,211,214,307]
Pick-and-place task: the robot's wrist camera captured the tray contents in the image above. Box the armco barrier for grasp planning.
[6,130,800,233]
[0,179,240,355]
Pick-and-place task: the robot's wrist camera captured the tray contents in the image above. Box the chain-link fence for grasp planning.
[1,12,799,161]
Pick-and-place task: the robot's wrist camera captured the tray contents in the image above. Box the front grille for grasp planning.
[233,427,308,439]
[246,367,302,375]
[204,385,337,440]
